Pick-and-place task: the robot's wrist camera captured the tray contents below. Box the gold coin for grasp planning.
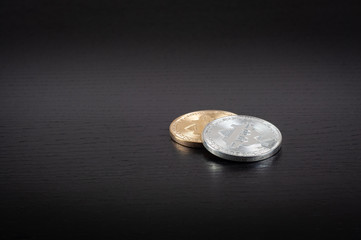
[169,110,236,148]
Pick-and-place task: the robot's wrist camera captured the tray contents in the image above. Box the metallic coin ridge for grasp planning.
[169,110,236,148]
[202,115,282,162]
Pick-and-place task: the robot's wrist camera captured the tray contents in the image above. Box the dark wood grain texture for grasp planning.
[1,1,361,239]
[1,38,361,239]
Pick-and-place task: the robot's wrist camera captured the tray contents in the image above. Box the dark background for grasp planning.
[1,0,361,239]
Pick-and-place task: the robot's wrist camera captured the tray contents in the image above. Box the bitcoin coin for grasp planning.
[202,115,282,162]
[169,110,236,148]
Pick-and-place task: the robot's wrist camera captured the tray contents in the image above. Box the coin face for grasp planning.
[202,115,282,162]
[169,110,236,148]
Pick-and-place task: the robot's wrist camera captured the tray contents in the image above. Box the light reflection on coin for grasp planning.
[169,110,236,148]
[202,115,282,162]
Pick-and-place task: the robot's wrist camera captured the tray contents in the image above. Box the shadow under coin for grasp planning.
[202,148,282,173]
[171,140,205,156]
[171,139,282,173]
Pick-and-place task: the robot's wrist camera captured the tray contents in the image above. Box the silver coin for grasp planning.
[202,115,282,162]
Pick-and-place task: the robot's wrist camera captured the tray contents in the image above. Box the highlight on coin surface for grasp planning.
[202,115,282,162]
[169,110,236,148]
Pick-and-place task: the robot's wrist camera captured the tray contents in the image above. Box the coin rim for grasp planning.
[202,115,282,162]
[169,110,236,148]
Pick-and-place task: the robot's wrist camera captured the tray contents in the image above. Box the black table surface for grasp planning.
[1,1,361,239]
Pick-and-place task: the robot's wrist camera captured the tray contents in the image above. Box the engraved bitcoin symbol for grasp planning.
[220,123,260,148]
[185,123,199,135]
[185,115,213,136]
